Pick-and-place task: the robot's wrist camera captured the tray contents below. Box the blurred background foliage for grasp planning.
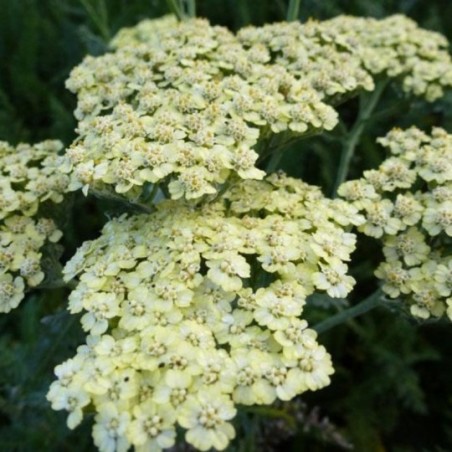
[1,0,452,451]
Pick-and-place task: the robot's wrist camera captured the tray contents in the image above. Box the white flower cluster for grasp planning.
[324,15,452,101]
[48,174,362,451]
[65,17,338,200]
[0,140,69,312]
[339,127,452,320]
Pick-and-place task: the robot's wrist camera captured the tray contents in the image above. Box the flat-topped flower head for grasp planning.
[238,15,452,102]
[316,15,452,101]
[339,127,452,320]
[110,15,178,49]
[48,174,361,451]
[66,17,337,202]
[237,19,374,102]
[0,140,70,219]
[0,140,69,312]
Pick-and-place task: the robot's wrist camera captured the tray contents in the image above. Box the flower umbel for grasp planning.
[48,174,360,451]
[339,127,452,320]
[0,140,69,312]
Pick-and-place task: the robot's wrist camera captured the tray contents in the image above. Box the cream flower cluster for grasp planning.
[324,15,452,101]
[338,127,452,320]
[237,19,375,102]
[110,14,178,49]
[0,140,69,218]
[113,15,375,102]
[238,15,452,102]
[0,140,69,312]
[48,174,362,451]
[65,18,338,200]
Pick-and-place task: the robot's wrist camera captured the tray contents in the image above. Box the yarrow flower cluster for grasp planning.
[47,174,362,451]
[238,14,452,102]
[0,140,69,312]
[338,127,452,320]
[323,15,452,101]
[44,12,452,452]
[110,14,179,49]
[65,18,337,201]
[237,19,375,102]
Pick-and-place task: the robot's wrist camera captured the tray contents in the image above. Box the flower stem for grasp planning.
[262,129,322,172]
[286,0,301,21]
[169,0,196,19]
[184,0,196,18]
[332,80,388,196]
[166,0,184,20]
[266,150,285,173]
[313,289,383,334]
[90,188,154,213]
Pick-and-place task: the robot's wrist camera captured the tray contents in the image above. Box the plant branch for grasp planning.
[332,80,388,196]
[259,129,322,172]
[313,289,383,334]
[90,188,154,213]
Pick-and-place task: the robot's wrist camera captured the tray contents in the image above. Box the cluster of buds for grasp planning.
[339,127,451,320]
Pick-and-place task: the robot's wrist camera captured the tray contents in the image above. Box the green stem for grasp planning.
[313,289,383,334]
[266,150,284,173]
[332,80,388,196]
[166,0,185,20]
[90,188,154,213]
[286,0,301,21]
[261,129,322,172]
[148,183,160,203]
[265,135,284,172]
[141,182,160,204]
[184,0,196,18]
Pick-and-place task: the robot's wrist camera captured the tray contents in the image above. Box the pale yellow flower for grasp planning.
[178,390,236,451]
[0,273,25,313]
[48,386,90,429]
[434,261,452,297]
[312,259,355,298]
[128,401,176,452]
[92,403,131,452]
[382,227,430,266]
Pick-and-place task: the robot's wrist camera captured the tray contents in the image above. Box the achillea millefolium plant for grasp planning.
[1,0,451,451]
